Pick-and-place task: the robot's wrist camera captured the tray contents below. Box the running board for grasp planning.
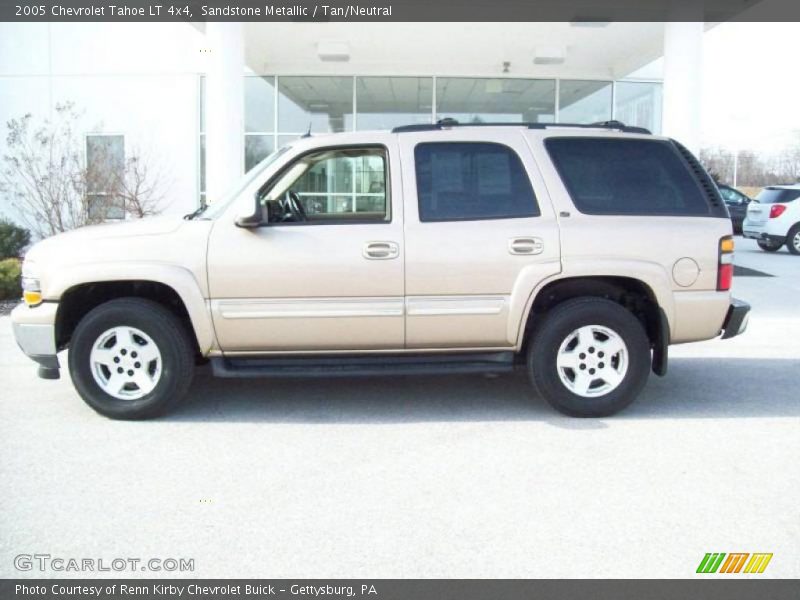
[211,352,515,379]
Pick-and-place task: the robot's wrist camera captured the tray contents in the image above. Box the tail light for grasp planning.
[717,236,734,291]
[769,204,787,218]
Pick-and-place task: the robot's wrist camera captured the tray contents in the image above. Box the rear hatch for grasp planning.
[746,187,800,225]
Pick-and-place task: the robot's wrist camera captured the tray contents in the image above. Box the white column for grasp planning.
[205,22,244,202]
[662,21,704,154]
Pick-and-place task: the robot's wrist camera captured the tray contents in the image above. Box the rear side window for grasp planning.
[415,142,539,222]
[756,188,800,204]
[546,138,710,216]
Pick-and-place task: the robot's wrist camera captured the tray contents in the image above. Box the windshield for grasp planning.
[193,145,291,219]
[755,187,800,204]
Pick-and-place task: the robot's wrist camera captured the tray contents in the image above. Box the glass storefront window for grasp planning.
[278,134,300,150]
[199,134,206,203]
[558,80,612,123]
[356,77,433,130]
[245,76,276,133]
[436,78,556,124]
[278,76,353,134]
[245,134,275,172]
[614,81,663,134]
[200,75,665,201]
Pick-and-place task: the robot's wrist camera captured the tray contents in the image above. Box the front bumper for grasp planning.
[10,302,60,378]
[720,298,750,340]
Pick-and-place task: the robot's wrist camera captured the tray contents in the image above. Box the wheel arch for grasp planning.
[517,274,670,375]
[52,266,215,356]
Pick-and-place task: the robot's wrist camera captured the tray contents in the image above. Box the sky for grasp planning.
[700,22,800,155]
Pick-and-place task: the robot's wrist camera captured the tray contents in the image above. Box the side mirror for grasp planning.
[235,211,262,228]
[235,200,271,228]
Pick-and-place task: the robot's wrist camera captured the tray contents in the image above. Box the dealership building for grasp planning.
[0,21,705,221]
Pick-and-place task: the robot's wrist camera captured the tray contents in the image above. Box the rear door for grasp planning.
[398,129,561,349]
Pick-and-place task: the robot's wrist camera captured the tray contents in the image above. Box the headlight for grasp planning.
[21,277,42,306]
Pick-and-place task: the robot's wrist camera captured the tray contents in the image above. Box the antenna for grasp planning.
[301,122,312,138]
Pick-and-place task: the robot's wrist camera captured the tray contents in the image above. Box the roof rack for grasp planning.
[391,119,651,135]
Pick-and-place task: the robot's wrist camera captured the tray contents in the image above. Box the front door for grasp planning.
[398,129,561,349]
[207,140,405,352]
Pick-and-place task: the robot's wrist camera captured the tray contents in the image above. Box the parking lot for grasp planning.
[0,237,798,579]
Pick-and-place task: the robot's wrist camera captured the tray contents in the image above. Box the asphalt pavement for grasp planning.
[0,237,797,578]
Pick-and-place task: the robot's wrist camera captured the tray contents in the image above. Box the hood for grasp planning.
[23,216,189,277]
[44,216,184,244]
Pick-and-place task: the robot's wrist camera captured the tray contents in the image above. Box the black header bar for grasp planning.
[3,0,800,23]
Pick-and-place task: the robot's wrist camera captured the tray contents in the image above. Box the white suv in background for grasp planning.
[743,184,800,254]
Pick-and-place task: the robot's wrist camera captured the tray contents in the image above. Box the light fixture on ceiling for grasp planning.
[533,45,566,65]
[317,41,350,62]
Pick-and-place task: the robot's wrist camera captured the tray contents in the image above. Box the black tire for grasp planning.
[527,297,651,417]
[787,224,800,255]
[757,240,782,252]
[68,298,195,419]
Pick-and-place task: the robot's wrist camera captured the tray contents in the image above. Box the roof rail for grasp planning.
[391,119,651,135]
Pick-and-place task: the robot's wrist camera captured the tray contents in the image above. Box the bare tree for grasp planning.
[700,143,800,189]
[0,102,165,239]
[114,153,165,218]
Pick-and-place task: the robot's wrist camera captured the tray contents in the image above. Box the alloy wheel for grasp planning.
[556,325,629,397]
[89,326,162,400]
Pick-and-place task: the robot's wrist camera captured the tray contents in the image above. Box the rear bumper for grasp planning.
[742,229,785,245]
[720,298,750,340]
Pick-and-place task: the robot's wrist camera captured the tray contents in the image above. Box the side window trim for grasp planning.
[414,141,541,223]
[257,144,393,226]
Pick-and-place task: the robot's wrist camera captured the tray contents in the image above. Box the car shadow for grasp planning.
[164,357,800,424]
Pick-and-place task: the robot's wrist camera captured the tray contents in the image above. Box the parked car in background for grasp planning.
[717,184,751,233]
[742,184,800,254]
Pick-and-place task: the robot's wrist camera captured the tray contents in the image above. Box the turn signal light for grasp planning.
[717,236,734,291]
[769,204,787,219]
[23,290,42,306]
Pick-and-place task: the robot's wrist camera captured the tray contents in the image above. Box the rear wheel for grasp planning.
[757,239,782,252]
[787,224,800,255]
[527,297,651,417]
[68,298,195,419]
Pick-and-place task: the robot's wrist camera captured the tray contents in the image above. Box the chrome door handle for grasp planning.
[363,241,399,260]
[508,237,544,255]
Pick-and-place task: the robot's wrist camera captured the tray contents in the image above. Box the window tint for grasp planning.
[415,142,539,222]
[546,138,710,216]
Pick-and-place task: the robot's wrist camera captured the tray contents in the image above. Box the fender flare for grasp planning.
[48,264,216,354]
[512,259,676,349]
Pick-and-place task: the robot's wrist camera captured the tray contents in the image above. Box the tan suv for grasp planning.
[11,121,750,419]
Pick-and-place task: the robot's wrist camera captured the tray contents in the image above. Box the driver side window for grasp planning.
[263,147,390,224]
[720,187,742,205]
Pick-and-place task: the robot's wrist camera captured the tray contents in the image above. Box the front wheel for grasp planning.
[68,298,195,419]
[757,239,782,252]
[527,297,651,417]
